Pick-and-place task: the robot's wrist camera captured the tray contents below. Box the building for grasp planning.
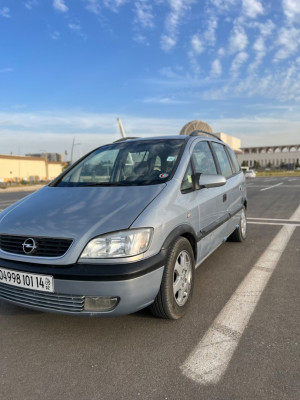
[237,144,300,169]
[25,152,64,162]
[0,154,65,183]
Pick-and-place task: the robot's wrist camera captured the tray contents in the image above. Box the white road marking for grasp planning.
[263,178,278,183]
[248,184,300,188]
[248,221,300,227]
[246,185,269,188]
[260,182,283,191]
[181,204,300,386]
[248,217,300,222]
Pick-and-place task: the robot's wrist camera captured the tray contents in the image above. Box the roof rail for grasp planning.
[189,130,223,142]
[113,137,139,143]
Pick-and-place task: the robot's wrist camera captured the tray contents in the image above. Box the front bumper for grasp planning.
[0,253,166,316]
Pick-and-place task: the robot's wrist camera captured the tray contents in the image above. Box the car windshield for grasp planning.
[55,139,185,187]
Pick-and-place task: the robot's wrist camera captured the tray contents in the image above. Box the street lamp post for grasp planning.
[70,138,81,164]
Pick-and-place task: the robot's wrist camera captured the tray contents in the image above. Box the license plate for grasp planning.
[0,267,54,293]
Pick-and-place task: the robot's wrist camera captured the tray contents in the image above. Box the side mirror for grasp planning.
[194,173,226,190]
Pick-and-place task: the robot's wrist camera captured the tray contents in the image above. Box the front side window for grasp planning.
[192,141,217,175]
[55,139,185,187]
[226,146,241,174]
[212,142,233,178]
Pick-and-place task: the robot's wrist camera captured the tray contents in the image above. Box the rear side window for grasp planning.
[192,141,217,175]
[212,143,233,178]
[226,146,241,174]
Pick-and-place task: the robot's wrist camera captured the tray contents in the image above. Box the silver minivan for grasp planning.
[0,131,247,319]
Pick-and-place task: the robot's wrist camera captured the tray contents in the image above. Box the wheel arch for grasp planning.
[161,225,197,261]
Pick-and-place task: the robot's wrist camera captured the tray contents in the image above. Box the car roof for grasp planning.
[113,133,223,144]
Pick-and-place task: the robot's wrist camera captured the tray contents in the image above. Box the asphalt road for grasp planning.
[0,177,299,400]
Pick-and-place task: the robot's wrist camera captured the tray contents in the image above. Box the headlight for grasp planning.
[80,228,153,259]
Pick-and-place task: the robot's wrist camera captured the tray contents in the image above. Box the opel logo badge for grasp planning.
[22,238,37,255]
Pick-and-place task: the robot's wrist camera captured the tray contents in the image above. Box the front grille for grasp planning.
[0,235,73,257]
[0,283,85,313]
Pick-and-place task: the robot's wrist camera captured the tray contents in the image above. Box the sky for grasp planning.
[0,0,300,160]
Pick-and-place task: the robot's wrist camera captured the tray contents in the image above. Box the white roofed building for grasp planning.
[237,144,300,169]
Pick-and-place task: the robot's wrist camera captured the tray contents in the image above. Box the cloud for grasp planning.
[150,66,215,88]
[246,19,275,71]
[143,96,190,105]
[84,0,100,14]
[229,25,248,53]
[204,59,300,102]
[190,34,204,55]
[230,51,249,77]
[274,26,300,61]
[282,0,300,23]
[24,1,38,10]
[133,0,154,44]
[84,0,127,15]
[203,14,218,46]
[134,0,154,29]
[161,0,196,52]
[210,0,263,19]
[251,19,275,37]
[133,33,148,44]
[210,59,222,77]
[68,23,87,39]
[68,23,81,30]
[253,36,265,54]
[50,31,60,40]
[218,47,226,57]
[53,0,68,12]
[161,35,176,52]
[0,7,11,18]
[247,36,266,71]
[103,0,128,13]
[242,0,264,19]
[209,0,237,12]
[188,13,218,73]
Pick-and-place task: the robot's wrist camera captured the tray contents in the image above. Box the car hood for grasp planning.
[0,185,165,264]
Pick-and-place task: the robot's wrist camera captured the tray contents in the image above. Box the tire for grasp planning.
[228,206,247,242]
[149,237,195,319]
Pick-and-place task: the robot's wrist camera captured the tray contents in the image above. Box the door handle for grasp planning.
[223,194,227,202]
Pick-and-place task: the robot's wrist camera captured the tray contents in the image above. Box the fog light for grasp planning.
[84,296,119,311]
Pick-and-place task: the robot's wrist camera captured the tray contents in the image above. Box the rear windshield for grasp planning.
[55,139,185,187]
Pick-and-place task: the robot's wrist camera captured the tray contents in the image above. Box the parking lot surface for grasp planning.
[0,177,299,400]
